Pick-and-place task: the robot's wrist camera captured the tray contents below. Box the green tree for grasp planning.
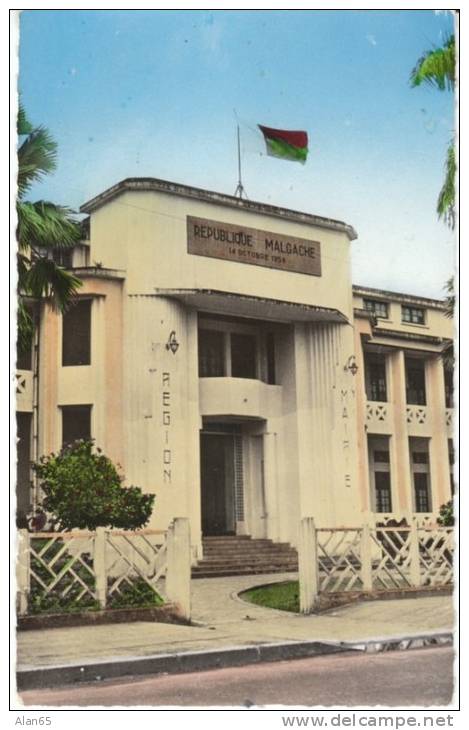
[410,34,456,230]
[32,440,155,531]
[437,498,454,527]
[16,105,82,351]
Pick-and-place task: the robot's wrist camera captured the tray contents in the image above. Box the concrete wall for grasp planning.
[90,190,353,319]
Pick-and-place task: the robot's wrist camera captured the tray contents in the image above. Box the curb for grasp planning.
[17,631,452,692]
[343,630,453,653]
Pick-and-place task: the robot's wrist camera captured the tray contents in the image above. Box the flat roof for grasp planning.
[80,177,357,240]
[352,284,446,309]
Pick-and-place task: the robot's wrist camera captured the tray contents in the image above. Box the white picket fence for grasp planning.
[16,517,191,619]
[298,518,454,614]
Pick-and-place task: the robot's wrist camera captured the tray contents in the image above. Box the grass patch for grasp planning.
[241,580,300,613]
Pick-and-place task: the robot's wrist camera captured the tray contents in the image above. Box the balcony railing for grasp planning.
[406,405,432,435]
[16,370,33,412]
[366,401,391,433]
[445,408,454,432]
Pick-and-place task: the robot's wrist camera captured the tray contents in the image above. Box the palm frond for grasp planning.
[410,35,455,91]
[17,200,81,252]
[23,258,82,312]
[17,127,57,198]
[437,142,456,229]
[17,297,35,354]
[444,276,455,319]
[17,104,34,136]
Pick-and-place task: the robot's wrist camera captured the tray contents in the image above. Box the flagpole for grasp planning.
[234,124,247,199]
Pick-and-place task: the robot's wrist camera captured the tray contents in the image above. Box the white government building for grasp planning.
[16,178,454,570]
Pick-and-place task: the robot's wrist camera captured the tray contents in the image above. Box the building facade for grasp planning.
[15,178,454,557]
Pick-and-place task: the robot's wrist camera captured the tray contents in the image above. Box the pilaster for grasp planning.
[427,356,451,509]
[388,350,412,516]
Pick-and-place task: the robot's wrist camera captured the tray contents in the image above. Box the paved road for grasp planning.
[20,646,454,708]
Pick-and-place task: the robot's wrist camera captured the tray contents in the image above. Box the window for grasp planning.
[61,405,92,446]
[363,299,389,319]
[375,472,392,513]
[410,438,432,513]
[402,305,425,325]
[369,436,392,513]
[16,413,32,525]
[198,329,225,377]
[448,439,455,496]
[231,333,257,379]
[62,299,91,366]
[365,355,387,402]
[444,367,454,409]
[414,473,431,513]
[198,318,262,380]
[405,358,426,405]
[53,248,73,268]
[266,332,276,385]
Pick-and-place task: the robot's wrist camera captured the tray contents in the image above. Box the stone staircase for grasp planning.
[192,535,299,578]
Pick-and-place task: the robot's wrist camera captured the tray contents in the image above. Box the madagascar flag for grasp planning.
[258,125,308,163]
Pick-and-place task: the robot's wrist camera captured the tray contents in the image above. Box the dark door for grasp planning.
[200,433,235,536]
[16,412,32,526]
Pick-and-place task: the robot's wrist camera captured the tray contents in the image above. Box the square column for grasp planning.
[426,356,452,510]
[388,350,412,516]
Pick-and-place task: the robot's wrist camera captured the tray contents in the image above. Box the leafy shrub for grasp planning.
[32,440,155,531]
[437,499,454,527]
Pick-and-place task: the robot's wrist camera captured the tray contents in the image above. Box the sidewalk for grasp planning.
[16,573,454,687]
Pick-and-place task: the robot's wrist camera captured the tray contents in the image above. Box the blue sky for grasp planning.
[18,9,456,298]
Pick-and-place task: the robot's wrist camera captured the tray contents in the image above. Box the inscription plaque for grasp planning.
[187,215,321,276]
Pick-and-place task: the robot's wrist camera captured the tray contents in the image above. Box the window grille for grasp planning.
[365,358,387,402]
[364,299,389,319]
[414,473,431,512]
[375,472,392,513]
[405,359,426,405]
[402,305,425,325]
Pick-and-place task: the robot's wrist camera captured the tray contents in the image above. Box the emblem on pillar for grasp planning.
[165,331,179,354]
[344,355,359,376]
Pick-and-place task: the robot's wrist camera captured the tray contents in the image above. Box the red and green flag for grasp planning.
[258,124,309,163]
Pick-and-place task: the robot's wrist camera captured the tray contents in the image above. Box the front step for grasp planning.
[192,535,299,578]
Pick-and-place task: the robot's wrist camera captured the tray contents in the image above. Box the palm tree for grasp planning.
[17,105,82,351]
[410,34,456,230]
[410,34,455,92]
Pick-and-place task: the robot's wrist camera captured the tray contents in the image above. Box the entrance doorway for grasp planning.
[200,433,235,535]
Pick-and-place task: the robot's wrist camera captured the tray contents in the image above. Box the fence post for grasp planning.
[298,517,319,614]
[17,529,30,616]
[166,518,191,620]
[94,527,107,609]
[360,523,373,592]
[409,522,421,587]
